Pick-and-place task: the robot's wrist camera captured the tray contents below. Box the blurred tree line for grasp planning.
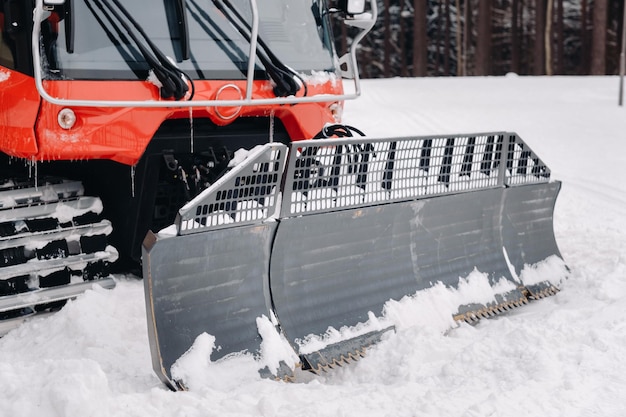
[332,0,624,77]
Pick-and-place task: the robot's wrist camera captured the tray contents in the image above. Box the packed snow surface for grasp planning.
[1,76,625,416]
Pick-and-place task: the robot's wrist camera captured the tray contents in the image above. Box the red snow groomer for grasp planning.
[0,0,565,388]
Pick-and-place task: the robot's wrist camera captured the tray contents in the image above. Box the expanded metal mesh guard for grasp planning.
[504,133,551,186]
[172,132,552,232]
[176,144,287,234]
[281,133,551,216]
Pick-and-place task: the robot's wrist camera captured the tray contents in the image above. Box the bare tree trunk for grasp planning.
[413,0,428,76]
[581,0,589,74]
[556,0,564,74]
[617,0,626,106]
[591,0,608,74]
[534,0,546,74]
[400,3,408,77]
[384,0,391,77]
[545,0,553,75]
[437,0,444,74]
[456,0,463,75]
[444,0,451,74]
[518,0,520,73]
[511,0,520,73]
[463,0,471,75]
[475,0,492,75]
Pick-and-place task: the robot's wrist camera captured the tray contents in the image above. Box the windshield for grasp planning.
[41,0,337,80]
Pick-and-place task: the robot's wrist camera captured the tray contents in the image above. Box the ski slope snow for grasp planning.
[1,75,625,417]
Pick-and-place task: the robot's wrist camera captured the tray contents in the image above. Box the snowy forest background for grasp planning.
[332,0,623,77]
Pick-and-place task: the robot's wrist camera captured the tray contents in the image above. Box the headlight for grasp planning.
[57,108,77,130]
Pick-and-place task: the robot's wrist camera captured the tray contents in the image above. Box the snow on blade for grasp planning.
[297,311,387,356]
[297,269,519,356]
[256,315,299,376]
[227,145,264,168]
[169,315,301,390]
[519,254,569,287]
[156,224,178,237]
[170,333,218,389]
[169,333,263,391]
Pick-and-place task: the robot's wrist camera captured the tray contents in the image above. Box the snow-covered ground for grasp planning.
[1,76,625,416]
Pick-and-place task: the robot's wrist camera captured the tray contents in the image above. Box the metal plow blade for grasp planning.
[143,132,566,389]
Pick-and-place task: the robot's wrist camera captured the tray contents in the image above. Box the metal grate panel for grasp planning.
[176,144,287,234]
[281,133,551,217]
[173,133,552,231]
[504,133,551,186]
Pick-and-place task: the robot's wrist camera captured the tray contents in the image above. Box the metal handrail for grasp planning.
[32,0,378,108]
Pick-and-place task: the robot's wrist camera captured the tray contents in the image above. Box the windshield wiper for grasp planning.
[175,0,190,60]
[86,0,194,100]
[211,0,306,98]
[64,0,75,53]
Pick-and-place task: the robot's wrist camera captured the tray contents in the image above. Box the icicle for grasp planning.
[130,165,136,198]
[189,107,194,152]
[28,157,39,190]
[269,109,275,143]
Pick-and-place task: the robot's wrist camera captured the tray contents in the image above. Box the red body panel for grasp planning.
[1,67,342,165]
[0,69,41,158]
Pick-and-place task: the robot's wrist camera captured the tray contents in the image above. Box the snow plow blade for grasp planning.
[142,133,566,389]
